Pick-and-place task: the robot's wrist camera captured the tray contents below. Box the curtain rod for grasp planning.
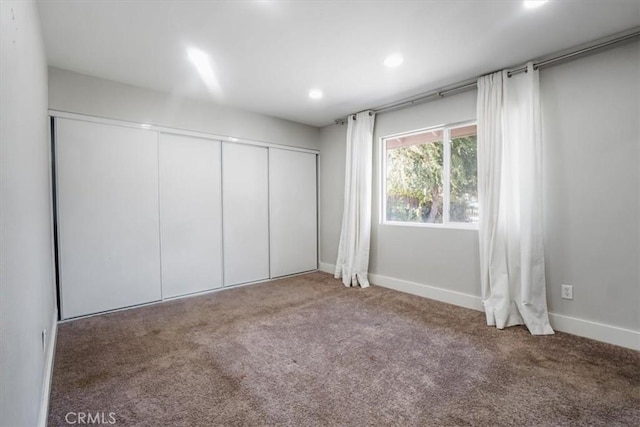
[334,27,640,125]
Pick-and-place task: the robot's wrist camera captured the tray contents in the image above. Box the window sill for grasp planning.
[381,220,479,231]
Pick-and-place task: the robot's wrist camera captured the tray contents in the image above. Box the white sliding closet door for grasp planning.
[159,134,223,298]
[222,143,270,286]
[56,119,161,319]
[269,149,318,277]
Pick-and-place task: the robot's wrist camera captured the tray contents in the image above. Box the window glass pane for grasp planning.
[449,124,478,223]
[386,129,444,223]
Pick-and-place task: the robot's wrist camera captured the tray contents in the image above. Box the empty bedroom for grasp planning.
[1,0,639,426]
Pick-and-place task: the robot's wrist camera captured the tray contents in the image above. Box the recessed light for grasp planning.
[384,54,404,68]
[524,0,548,8]
[309,89,323,100]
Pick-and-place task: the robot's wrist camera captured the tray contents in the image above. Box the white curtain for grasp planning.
[335,111,375,287]
[477,63,554,335]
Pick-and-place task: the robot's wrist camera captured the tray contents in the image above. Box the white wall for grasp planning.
[541,41,639,331]
[371,91,480,297]
[321,91,479,296]
[320,41,640,344]
[319,123,348,269]
[1,2,57,426]
[48,67,320,150]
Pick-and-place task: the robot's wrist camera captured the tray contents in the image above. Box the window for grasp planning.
[382,122,478,227]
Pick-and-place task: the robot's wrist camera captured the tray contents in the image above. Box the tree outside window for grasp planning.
[384,123,478,227]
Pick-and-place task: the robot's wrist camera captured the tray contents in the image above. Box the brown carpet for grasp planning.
[48,272,639,426]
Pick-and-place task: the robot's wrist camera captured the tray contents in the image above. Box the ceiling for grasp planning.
[37,0,640,127]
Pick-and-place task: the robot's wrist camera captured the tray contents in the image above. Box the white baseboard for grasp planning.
[319,262,639,351]
[38,308,58,427]
[322,262,483,311]
[368,272,484,312]
[318,262,334,275]
[548,312,639,351]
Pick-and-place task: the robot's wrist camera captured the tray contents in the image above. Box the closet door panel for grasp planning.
[222,143,270,285]
[269,149,318,277]
[56,119,162,319]
[159,134,223,298]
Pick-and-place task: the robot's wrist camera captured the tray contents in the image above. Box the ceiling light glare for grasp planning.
[309,89,323,100]
[187,47,222,96]
[384,54,404,68]
[524,0,548,9]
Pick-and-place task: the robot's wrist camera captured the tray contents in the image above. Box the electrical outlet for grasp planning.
[42,329,47,353]
[561,284,573,300]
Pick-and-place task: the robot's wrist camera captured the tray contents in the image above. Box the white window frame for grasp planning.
[380,120,478,230]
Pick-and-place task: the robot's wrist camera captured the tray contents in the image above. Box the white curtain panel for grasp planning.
[335,111,375,287]
[477,63,554,335]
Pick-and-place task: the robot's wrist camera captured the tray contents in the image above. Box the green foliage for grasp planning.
[450,136,478,222]
[386,135,477,223]
[386,141,443,222]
